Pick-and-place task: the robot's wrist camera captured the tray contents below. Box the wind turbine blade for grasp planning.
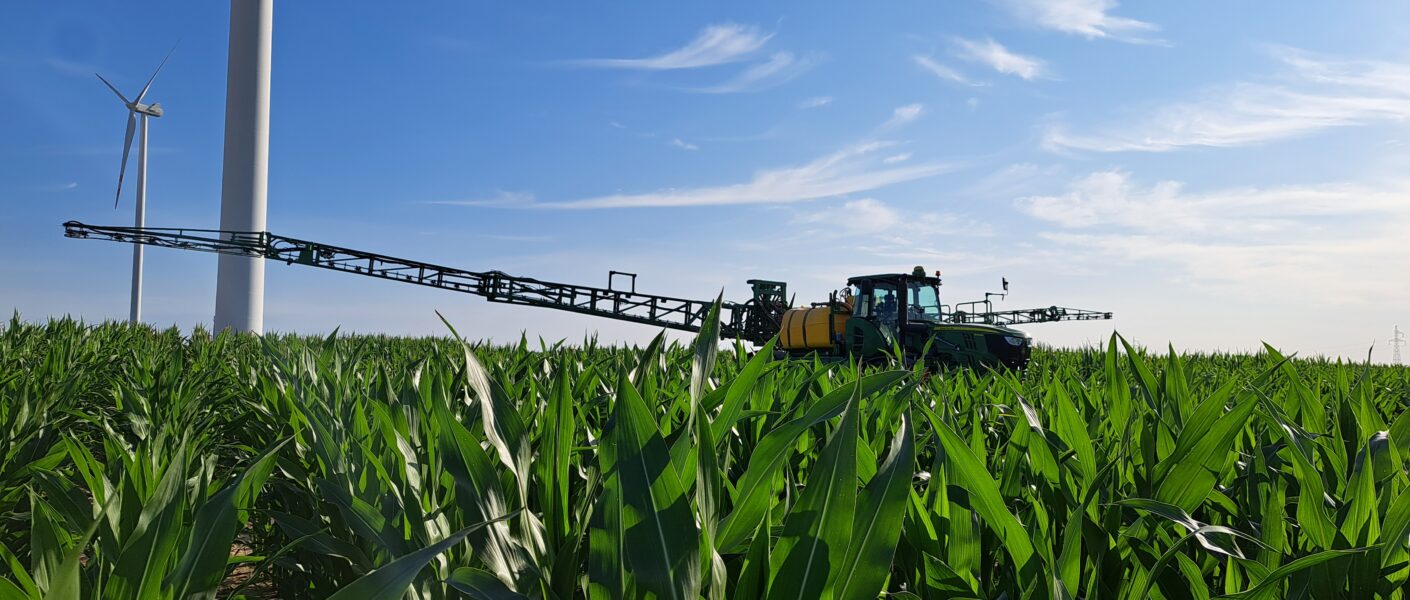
[95,73,131,104]
[115,112,136,208]
[134,44,178,104]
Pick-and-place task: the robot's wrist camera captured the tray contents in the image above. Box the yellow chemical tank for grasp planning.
[779,306,850,350]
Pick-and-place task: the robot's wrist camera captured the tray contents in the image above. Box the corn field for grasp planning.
[2,313,1409,599]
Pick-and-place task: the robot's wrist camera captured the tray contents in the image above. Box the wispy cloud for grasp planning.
[429,190,537,208]
[569,23,814,94]
[884,103,925,128]
[996,0,1160,43]
[671,138,699,151]
[445,142,956,210]
[696,51,818,93]
[799,95,834,109]
[569,23,770,70]
[953,37,1048,80]
[912,55,988,87]
[1046,47,1410,152]
[28,182,79,192]
[791,198,992,239]
[883,153,913,164]
[1018,170,1410,302]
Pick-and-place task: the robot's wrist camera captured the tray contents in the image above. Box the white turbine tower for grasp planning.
[96,48,174,324]
[214,0,274,334]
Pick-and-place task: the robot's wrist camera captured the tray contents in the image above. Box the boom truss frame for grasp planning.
[63,221,771,341]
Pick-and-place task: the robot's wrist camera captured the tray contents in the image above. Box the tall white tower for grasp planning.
[213,0,273,333]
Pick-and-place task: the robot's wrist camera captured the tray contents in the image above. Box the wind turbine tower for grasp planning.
[96,50,174,324]
[213,0,274,333]
[1393,326,1405,366]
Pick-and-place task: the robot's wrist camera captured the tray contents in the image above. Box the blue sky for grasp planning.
[3,1,1409,361]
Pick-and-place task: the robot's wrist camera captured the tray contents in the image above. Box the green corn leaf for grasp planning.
[40,493,112,600]
[326,512,517,600]
[1154,387,1257,511]
[613,370,700,600]
[30,492,67,595]
[922,405,1038,576]
[447,567,529,600]
[691,295,723,409]
[1265,411,1337,549]
[1224,548,1371,600]
[735,517,773,600]
[1116,498,1265,559]
[538,362,577,547]
[0,543,37,599]
[439,311,532,499]
[434,396,529,587]
[835,411,915,600]
[767,385,861,600]
[106,445,190,600]
[710,337,777,443]
[1118,336,1164,415]
[0,578,27,600]
[168,438,289,600]
[587,400,626,600]
[696,404,728,600]
[718,370,908,552]
[1382,487,1410,560]
[269,511,372,569]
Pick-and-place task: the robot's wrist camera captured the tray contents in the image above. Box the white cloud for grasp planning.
[1045,47,1410,152]
[913,55,987,87]
[883,153,913,164]
[671,138,699,151]
[697,51,817,93]
[953,38,1048,80]
[799,96,834,109]
[459,142,956,210]
[1018,170,1410,303]
[570,23,770,70]
[1020,170,1409,233]
[794,198,902,235]
[996,0,1160,43]
[884,103,925,127]
[791,198,992,241]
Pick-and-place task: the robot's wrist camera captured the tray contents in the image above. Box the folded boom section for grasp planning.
[950,306,1113,326]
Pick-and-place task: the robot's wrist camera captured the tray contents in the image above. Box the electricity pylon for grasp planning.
[1392,325,1405,366]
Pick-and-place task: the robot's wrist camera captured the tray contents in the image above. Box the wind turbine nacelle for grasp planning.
[133,102,164,117]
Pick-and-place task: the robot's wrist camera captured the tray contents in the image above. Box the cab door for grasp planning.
[845,281,898,358]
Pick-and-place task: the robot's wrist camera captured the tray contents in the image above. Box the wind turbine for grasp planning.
[96,47,174,324]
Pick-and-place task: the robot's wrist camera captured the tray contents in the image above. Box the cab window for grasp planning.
[852,285,870,317]
[870,282,899,325]
[905,280,943,322]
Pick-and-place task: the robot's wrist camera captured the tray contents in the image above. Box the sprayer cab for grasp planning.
[840,269,1031,369]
